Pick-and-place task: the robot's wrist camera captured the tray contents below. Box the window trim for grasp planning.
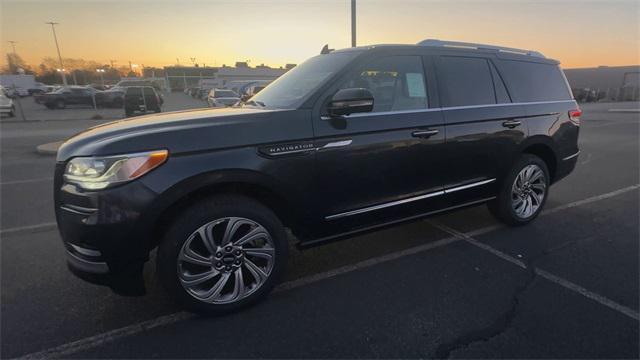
[320,99,574,120]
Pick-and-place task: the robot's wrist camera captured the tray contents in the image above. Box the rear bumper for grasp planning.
[554,150,580,183]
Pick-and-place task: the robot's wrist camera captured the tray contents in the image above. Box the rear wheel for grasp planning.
[488,154,549,226]
[55,99,66,109]
[157,195,288,314]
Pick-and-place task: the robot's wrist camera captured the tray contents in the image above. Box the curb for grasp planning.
[36,141,63,155]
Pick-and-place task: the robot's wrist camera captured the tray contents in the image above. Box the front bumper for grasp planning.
[54,163,159,295]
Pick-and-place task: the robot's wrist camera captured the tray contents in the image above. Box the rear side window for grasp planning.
[499,61,572,102]
[143,87,156,96]
[437,56,496,107]
[126,87,142,96]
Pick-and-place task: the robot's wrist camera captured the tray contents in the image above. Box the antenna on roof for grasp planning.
[320,44,334,55]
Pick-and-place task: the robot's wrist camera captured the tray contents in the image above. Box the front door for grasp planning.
[313,54,446,235]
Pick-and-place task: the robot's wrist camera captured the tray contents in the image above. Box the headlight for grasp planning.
[64,150,168,190]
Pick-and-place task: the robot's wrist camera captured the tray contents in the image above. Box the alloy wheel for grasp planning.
[177,217,275,304]
[511,164,546,219]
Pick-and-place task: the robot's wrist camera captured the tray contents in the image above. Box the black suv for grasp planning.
[124,86,163,117]
[55,40,580,313]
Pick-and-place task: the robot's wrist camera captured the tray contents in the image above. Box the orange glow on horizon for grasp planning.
[1,0,638,71]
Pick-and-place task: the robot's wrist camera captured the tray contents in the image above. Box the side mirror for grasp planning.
[327,88,374,117]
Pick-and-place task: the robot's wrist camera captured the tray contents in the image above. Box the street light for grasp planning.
[351,0,356,47]
[46,21,68,86]
[96,69,105,86]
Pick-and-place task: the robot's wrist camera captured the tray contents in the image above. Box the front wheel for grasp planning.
[157,195,288,314]
[488,154,550,226]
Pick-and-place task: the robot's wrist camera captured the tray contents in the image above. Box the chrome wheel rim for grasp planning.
[511,164,546,219]
[177,217,275,304]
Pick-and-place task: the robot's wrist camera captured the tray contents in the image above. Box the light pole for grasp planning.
[46,22,68,86]
[7,41,17,72]
[8,40,17,54]
[351,0,356,47]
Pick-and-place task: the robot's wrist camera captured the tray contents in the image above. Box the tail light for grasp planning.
[568,108,582,125]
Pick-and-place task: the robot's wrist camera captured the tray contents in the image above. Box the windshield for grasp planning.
[249,52,358,109]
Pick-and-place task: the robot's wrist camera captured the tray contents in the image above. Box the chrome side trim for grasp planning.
[320,140,352,149]
[325,178,496,220]
[266,148,315,156]
[562,151,580,161]
[320,100,575,120]
[325,190,445,220]
[69,244,102,257]
[444,178,496,194]
[66,251,109,274]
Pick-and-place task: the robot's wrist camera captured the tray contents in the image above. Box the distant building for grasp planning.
[156,64,292,91]
[564,65,639,102]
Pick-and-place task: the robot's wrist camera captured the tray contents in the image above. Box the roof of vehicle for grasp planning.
[331,39,559,64]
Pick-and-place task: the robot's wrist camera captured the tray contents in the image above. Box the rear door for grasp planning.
[313,53,446,235]
[434,54,527,202]
[143,87,157,109]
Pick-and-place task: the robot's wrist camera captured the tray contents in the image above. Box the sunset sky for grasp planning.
[1,0,638,70]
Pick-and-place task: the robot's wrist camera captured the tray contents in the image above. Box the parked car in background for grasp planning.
[207,88,240,107]
[4,86,28,98]
[0,86,15,117]
[124,86,162,117]
[98,86,126,108]
[36,86,103,109]
[28,82,50,95]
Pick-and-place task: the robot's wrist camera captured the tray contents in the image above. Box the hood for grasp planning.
[56,107,306,161]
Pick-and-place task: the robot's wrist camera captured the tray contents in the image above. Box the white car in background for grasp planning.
[0,86,16,117]
[207,88,240,107]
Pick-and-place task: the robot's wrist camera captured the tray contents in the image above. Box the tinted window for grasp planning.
[126,87,142,96]
[437,56,495,107]
[499,61,572,102]
[339,55,428,112]
[143,87,156,96]
[250,52,358,109]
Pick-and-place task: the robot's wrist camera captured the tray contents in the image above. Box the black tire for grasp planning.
[488,154,550,226]
[157,194,288,314]
[55,100,66,109]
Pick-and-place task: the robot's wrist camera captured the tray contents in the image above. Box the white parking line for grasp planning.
[1,177,53,186]
[15,184,640,359]
[429,222,640,322]
[0,222,58,237]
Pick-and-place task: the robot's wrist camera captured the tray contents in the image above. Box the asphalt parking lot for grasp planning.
[1,100,638,358]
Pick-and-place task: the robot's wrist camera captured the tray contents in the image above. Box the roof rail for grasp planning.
[417,39,545,58]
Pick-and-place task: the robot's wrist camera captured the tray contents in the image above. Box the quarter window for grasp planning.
[499,61,572,102]
[437,56,496,107]
[338,55,428,112]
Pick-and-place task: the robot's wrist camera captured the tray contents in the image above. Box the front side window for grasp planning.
[249,52,358,109]
[338,55,428,112]
[437,56,496,107]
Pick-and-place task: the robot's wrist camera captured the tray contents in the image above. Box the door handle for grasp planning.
[502,120,522,129]
[412,129,439,138]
